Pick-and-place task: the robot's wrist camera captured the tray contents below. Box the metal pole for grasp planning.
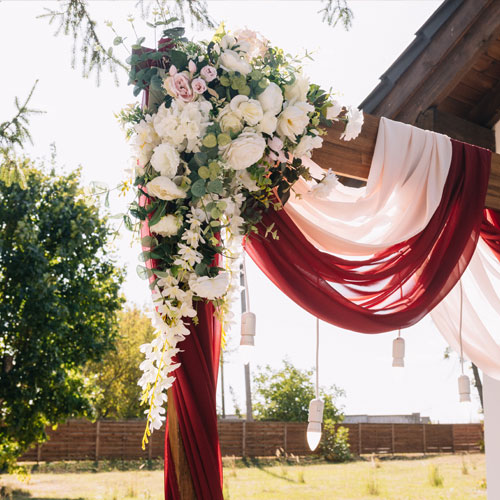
[240,258,253,421]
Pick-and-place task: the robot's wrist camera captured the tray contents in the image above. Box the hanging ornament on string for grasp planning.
[457,280,471,403]
[240,251,256,365]
[307,318,324,451]
[392,285,405,367]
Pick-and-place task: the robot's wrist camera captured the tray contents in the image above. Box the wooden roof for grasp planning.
[360,0,500,150]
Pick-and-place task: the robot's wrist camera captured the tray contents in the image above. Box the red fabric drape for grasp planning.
[481,208,500,262]
[245,140,491,333]
[139,196,223,500]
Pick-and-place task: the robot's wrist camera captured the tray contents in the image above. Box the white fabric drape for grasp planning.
[431,239,500,380]
[286,116,500,380]
[285,117,452,255]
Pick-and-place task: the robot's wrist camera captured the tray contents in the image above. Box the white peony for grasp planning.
[150,143,180,178]
[276,101,314,142]
[234,29,268,60]
[190,271,230,300]
[219,49,252,75]
[220,35,236,50]
[257,82,283,115]
[146,176,187,201]
[150,214,181,237]
[341,107,364,141]
[284,74,310,103]
[293,133,323,158]
[131,116,161,167]
[327,100,343,120]
[223,129,266,170]
[257,112,278,135]
[153,99,212,153]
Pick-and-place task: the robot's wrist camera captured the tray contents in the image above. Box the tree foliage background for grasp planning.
[0,161,124,471]
[85,306,155,419]
[253,361,344,423]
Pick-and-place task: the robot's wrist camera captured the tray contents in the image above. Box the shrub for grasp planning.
[320,420,352,462]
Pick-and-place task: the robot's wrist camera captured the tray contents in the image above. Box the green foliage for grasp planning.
[0,82,44,190]
[85,306,155,419]
[0,162,124,472]
[253,360,344,423]
[428,464,444,487]
[320,0,354,30]
[320,420,352,462]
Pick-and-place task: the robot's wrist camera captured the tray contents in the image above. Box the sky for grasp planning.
[0,0,483,423]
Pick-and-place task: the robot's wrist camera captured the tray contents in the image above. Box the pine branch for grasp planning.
[39,0,128,85]
[319,0,354,30]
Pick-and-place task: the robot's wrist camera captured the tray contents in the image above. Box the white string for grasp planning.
[458,279,465,375]
[242,251,250,312]
[315,318,320,399]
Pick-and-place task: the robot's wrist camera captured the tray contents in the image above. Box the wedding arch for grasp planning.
[121,24,500,500]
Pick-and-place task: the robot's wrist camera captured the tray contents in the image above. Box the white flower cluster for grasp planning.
[127,27,364,440]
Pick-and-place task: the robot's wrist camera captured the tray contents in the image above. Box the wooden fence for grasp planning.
[19,420,483,462]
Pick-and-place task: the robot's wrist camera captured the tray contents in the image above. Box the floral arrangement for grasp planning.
[120,22,363,446]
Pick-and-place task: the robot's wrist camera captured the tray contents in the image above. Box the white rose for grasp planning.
[341,107,364,141]
[257,82,283,115]
[276,101,314,142]
[257,112,278,135]
[146,176,187,201]
[219,49,252,75]
[284,74,310,103]
[233,97,263,126]
[150,214,181,237]
[293,134,323,158]
[223,130,266,170]
[327,100,343,120]
[150,143,180,178]
[218,105,244,134]
[220,35,236,50]
[190,271,230,300]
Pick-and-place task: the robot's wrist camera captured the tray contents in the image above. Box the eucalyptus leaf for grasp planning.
[136,265,153,280]
[191,179,206,197]
[207,179,223,194]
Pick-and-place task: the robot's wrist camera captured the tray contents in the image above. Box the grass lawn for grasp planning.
[0,454,486,500]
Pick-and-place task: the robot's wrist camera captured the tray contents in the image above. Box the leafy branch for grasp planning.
[320,0,354,30]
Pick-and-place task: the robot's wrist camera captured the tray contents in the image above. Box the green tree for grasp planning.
[253,360,344,423]
[86,305,155,419]
[0,162,124,472]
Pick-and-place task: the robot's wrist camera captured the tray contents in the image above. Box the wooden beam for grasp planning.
[468,78,500,128]
[394,1,500,124]
[312,113,500,211]
[416,108,496,151]
[372,0,498,121]
[167,389,197,499]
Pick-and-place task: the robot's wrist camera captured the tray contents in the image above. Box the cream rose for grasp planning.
[190,271,230,300]
[218,104,244,134]
[223,130,266,170]
[257,112,278,135]
[284,74,310,103]
[219,49,252,75]
[276,101,314,142]
[257,82,283,115]
[150,214,181,237]
[293,134,323,158]
[233,97,263,126]
[146,176,187,201]
[150,143,180,178]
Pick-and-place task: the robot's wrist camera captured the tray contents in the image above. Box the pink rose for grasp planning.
[192,78,207,95]
[267,136,283,153]
[165,72,193,103]
[200,65,217,82]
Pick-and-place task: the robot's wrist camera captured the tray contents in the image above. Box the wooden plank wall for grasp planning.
[19,420,483,462]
